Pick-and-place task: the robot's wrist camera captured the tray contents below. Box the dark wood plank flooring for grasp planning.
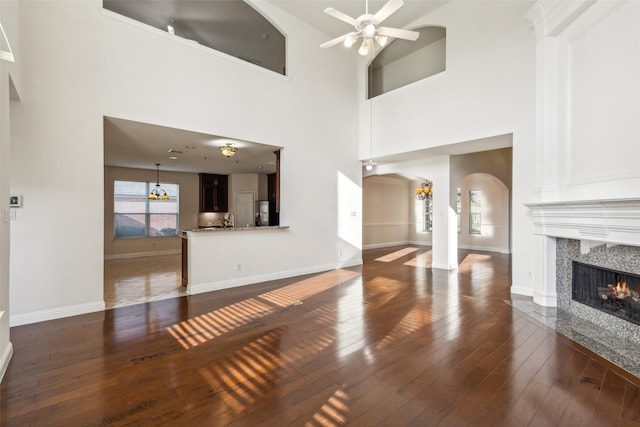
[1,246,639,426]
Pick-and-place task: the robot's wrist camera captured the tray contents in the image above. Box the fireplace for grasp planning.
[572,261,640,326]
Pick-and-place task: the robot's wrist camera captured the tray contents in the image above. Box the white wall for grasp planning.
[362,1,536,293]
[103,166,199,258]
[362,175,411,249]
[0,0,20,381]
[8,0,361,325]
[531,0,640,201]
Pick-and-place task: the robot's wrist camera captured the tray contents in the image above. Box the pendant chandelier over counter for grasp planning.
[415,182,432,200]
[149,163,169,200]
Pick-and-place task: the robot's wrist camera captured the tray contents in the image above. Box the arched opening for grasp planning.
[362,173,433,250]
[103,0,287,75]
[368,26,446,98]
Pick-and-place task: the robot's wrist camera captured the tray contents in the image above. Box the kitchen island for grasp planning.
[180,226,290,292]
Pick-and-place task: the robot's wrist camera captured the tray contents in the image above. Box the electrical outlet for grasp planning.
[237,263,242,271]
[338,250,342,257]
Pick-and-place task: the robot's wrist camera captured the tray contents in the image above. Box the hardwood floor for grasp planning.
[2,246,639,426]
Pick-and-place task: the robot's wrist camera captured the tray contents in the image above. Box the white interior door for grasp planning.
[235,192,255,228]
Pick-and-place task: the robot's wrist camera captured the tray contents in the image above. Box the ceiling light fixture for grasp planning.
[320,0,420,57]
[415,182,433,200]
[220,143,238,157]
[149,163,169,200]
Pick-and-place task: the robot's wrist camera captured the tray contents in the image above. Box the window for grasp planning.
[114,181,179,238]
[469,190,481,234]
[423,198,433,232]
[456,188,461,233]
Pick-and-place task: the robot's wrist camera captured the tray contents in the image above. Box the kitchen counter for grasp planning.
[180,225,289,237]
[179,225,291,290]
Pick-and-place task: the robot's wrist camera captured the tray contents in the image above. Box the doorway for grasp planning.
[235,191,255,228]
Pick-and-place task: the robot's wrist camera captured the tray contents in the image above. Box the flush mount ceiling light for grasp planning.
[220,143,238,157]
[320,0,419,56]
[149,163,169,200]
[415,182,433,200]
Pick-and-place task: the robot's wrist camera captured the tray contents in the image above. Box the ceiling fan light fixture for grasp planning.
[358,41,369,56]
[320,0,419,55]
[344,34,357,48]
[363,23,376,38]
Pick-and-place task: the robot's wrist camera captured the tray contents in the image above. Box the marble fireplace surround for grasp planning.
[525,199,640,377]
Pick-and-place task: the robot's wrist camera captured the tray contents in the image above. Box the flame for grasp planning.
[615,280,630,298]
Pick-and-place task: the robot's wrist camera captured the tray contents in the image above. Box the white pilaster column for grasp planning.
[431,157,458,271]
[533,234,557,307]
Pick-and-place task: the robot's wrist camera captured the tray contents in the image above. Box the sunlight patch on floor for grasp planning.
[403,250,432,268]
[459,253,493,274]
[306,386,349,426]
[167,269,358,349]
[376,306,441,350]
[375,247,419,262]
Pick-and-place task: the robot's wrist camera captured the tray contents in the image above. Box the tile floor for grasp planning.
[104,254,188,310]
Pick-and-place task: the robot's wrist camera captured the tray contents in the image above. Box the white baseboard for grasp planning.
[0,341,13,383]
[104,249,180,260]
[363,241,409,250]
[10,300,106,327]
[511,285,534,297]
[458,244,510,254]
[533,291,558,308]
[408,240,432,247]
[188,261,361,296]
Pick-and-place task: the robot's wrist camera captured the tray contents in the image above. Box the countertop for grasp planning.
[180,225,289,237]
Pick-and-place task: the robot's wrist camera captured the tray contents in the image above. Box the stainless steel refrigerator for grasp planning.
[255,201,269,226]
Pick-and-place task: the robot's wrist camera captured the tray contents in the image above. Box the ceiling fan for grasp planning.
[320,0,419,56]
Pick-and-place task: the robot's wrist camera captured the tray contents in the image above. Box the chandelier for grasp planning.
[149,163,169,200]
[415,182,432,200]
[220,143,238,157]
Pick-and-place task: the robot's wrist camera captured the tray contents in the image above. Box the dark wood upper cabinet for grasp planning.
[199,173,228,212]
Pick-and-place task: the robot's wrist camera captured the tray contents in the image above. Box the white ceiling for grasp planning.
[104,117,281,174]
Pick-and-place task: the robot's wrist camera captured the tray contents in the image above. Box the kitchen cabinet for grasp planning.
[267,173,279,226]
[181,235,188,286]
[199,173,228,212]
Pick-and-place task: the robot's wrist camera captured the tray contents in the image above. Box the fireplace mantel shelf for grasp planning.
[526,198,640,245]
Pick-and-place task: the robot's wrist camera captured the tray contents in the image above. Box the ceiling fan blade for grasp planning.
[378,27,420,41]
[320,32,356,49]
[324,8,359,27]
[372,0,404,25]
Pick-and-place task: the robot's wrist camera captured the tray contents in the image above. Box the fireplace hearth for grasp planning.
[572,261,640,325]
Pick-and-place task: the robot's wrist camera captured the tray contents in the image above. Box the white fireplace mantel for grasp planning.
[526,198,640,246]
